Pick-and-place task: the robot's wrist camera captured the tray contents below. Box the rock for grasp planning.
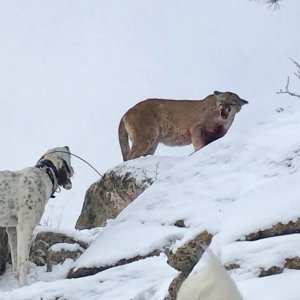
[285,256,300,269]
[164,273,186,300]
[75,160,157,230]
[259,266,282,277]
[234,220,300,277]
[174,220,186,228]
[225,262,240,271]
[68,228,212,281]
[30,231,88,268]
[259,256,300,277]
[165,231,213,300]
[0,228,9,275]
[225,219,300,279]
[227,255,300,278]
[68,249,160,279]
[47,243,85,272]
[167,231,213,276]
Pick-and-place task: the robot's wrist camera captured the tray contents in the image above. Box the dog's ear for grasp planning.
[63,159,74,177]
[57,161,72,190]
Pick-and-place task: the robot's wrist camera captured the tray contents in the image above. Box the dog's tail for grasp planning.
[176,249,243,300]
[118,118,130,161]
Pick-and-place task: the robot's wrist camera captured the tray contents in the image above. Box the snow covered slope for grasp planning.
[1,104,300,300]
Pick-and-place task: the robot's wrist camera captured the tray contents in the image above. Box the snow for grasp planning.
[49,243,83,253]
[106,155,183,185]
[71,107,300,275]
[1,255,177,300]
[238,270,300,300]
[222,234,300,280]
[3,105,300,299]
[33,226,103,246]
[73,220,184,269]
[1,0,300,299]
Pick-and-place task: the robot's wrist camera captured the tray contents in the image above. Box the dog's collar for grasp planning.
[35,159,59,198]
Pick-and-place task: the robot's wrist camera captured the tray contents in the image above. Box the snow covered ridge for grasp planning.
[71,108,300,259]
[2,108,300,299]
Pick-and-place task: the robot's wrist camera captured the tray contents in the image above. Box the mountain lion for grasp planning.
[119,91,248,161]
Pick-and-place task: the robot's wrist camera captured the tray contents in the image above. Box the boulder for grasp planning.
[75,159,160,230]
[167,230,213,276]
[47,243,85,272]
[223,220,300,278]
[30,231,88,268]
[165,230,213,300]
[68,249,160,279]
[227,255,300,277]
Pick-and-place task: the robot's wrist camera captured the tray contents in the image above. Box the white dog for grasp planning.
[176,249,243,300]
[0,146,74,286]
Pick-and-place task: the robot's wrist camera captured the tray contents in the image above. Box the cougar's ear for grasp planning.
[214,91,226,105]
[239,98,249,105]
[214,91,222,96]
[214,91,225,100]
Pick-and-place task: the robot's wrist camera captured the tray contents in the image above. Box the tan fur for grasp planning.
[119,91,248,161]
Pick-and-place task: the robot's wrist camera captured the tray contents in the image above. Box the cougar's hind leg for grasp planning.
[126,140,151,160]
[127,128,159,160]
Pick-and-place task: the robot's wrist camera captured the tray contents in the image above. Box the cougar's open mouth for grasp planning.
[219,106,230,120]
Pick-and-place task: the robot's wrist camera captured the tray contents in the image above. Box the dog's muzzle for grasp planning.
[63,181,72,190]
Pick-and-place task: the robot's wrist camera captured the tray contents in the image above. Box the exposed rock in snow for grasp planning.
[244,218,300,241]
[75,156,177,229]
[30,231,88,269]
[47,242,85,272]
[165,231,213,300]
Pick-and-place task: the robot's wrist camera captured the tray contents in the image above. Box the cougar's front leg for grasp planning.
[190,124,205,152]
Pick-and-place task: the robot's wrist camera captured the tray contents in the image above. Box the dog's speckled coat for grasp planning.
[0,146,73,286]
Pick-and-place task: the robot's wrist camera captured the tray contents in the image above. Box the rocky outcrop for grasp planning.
[222,220,300,279]
[68,220,212,280]
[1,229,89,276]
[244,219,300,241]
[226,255,300,277]
[30,231,88,269]
[47,243,85,272]
[165,220,300,299]
[165,231,213,300]
[75,162,156,230]
[167,231,213,276]
[68,249,160,279]
[0,228,8,275]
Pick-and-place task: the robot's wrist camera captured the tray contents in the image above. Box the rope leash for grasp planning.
[45,150,104,178]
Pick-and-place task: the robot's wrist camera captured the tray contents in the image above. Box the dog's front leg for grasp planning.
[6,227,18,273]
[16,225,34,286]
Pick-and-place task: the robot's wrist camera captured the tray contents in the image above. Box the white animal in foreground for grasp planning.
[176,249,243,300]
[0,146,74,286]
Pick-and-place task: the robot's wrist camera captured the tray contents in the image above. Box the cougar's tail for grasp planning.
[118,118,130,161]
[176,249,243,300]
